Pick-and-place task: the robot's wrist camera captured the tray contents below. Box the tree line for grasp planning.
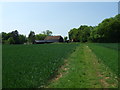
[1,30,52,44]
[69,14,120,43]
[1,14,120,44]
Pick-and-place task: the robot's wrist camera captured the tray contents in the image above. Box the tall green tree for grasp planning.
[0,33,2,44]
[19,35,27,44]
[68,14,120,43]
[89,14,120,43]
[8,37,15,44]
[69,28,79,42]
[11,30,19,44]
[35,34,47,40]
[69,25,91,42]
[28,31,35,44]
[78,25,91,42]
[64,36,68,42]
[42,30,52,36]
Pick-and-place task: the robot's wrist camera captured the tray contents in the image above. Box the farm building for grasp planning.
[35,36,64,44]
[44,36,63,42]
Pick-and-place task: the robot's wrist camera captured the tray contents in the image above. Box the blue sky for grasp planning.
[0,2,118,37]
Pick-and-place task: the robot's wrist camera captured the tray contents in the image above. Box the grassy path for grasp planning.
[47,44,118,88]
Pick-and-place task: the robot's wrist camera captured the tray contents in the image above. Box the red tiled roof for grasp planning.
[44,36,62,40]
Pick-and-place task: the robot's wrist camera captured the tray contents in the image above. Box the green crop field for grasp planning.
[3,43,119,88]
[2,44,78,88]
[88,43,119,75]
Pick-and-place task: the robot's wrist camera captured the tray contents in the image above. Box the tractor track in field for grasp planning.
[86,45,109,87]
[47,44,118,88]
[85,45,110,88]
[86,45,118,88]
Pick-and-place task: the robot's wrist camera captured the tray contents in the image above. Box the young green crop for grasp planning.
[94,43,119,50]
[3,43,78,88]
[88,43,118,75]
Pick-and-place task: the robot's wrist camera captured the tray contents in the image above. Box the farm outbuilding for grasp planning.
[35,36,64,44]
[44,36,63,42]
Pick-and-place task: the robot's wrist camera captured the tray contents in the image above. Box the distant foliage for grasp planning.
[69,25,93,42]
[1,14,120,44]
[28,31,35,44]
[69,14,120,43]
[35,34,47,40]
[64,36,68,42]
[42,30,52,36]
[0,33,1,44]
[8,37,15,44]
[1,30,53,44]
[2,30,27,44]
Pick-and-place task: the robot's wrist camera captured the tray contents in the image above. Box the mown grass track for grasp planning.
[48,43,118,88]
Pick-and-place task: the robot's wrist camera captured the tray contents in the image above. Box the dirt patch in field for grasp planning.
[44,59,69,88]
[97,72,109,87]
[53,60,69,81]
